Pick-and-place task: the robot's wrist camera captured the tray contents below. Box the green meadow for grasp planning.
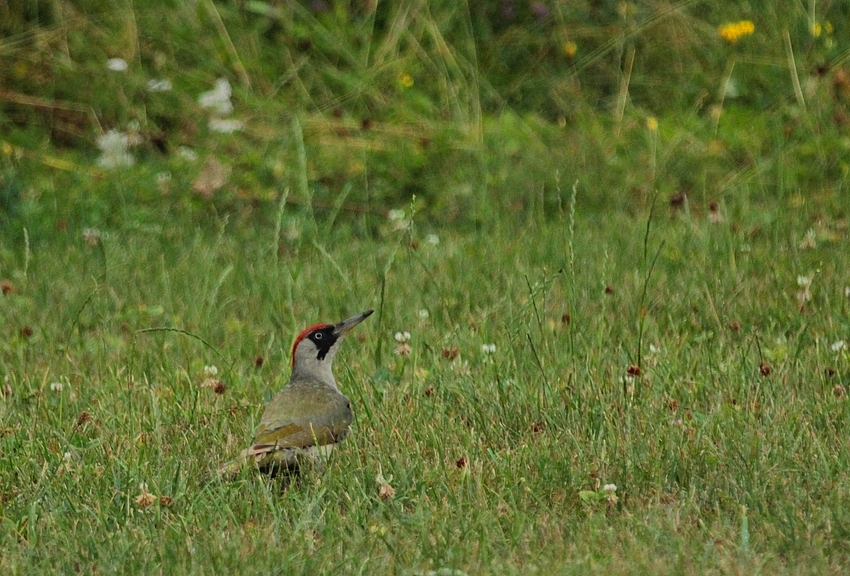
[2,2,850,574]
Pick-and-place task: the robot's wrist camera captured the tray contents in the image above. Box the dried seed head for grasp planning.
[670,190,687,209]
[378,483,395,501]
[627,365,642,377]
[135,493,156,508]
[759,362,771,377]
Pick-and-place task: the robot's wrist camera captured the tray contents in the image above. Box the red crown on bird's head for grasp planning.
[291,324,332,368]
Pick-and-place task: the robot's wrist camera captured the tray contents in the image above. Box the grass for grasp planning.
[2,1,850,574]
[1,179,849,574]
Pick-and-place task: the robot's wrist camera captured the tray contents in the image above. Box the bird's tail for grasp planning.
[215,450,255,480]
[214,445,304,480]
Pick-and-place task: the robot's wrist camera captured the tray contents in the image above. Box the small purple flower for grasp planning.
[531,2,550,18]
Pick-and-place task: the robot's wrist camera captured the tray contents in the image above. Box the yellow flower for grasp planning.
[563,41,577,58]
[718,20,755,43]
[646,117,658,132]
[825,21,833,34]
[398,73,414,88]
[811,22,822,38]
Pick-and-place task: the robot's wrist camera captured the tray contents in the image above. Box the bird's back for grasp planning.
[253,376,353,450]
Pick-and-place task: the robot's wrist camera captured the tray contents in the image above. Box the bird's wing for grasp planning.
[250,383,352,452]
[252,422,338,451]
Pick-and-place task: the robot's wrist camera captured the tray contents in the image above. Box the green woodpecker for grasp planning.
[220,309,373,477]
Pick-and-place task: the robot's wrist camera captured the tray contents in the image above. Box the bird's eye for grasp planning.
[313,332,323,340]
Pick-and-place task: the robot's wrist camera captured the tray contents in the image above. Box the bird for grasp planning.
[219,309,373,478]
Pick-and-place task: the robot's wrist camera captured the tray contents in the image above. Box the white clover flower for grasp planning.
[208,118,244,133]
[107,58,128,72]
[451,359,470,375]
[50,381,63,392]
[832,340,846,353]
[198,78,234,115]
[97,130,135,169]
[845,287,850,298]
[177,146,198,162]
[393,332,412,356]
[799,228,817,250]
[147,78,172,92]
[58,450,77,475]
[425,233,440,245]
[203,365,218,377]
[796,275,814,304]
[602,483,619,504]
[418,309,430,319]
[481,343,496,354]
[82,227,104,246]
[386,208,411,231]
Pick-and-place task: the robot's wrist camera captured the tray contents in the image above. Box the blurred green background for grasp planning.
[2,0,849,231]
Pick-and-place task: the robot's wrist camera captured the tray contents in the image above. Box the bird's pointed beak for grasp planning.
[333,309,374,337]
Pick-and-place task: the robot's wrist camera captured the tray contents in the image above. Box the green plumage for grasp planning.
[218,380,352,477]
[217,309,371,479]
[253,377,353,452]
